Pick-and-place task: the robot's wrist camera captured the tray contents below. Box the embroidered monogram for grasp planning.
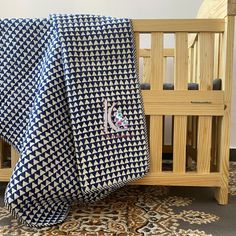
[104,99,129,133]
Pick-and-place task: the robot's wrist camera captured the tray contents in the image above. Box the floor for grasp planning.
[0,163,235,236]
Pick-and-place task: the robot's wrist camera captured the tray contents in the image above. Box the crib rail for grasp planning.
[132,19,225,32]
[142,91,224,116]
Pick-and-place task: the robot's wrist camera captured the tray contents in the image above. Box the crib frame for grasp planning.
[0,0,235,204]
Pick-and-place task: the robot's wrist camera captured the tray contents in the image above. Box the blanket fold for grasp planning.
[0,14,149,227]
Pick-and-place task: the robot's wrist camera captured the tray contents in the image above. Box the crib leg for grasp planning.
[214,115,230,205]
[215,187,228,205]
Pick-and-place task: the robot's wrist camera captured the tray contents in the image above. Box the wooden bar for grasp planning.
[149,32,163,173]
[215,16,235,205]
[0,139,3,168]
[214,33,220,78]
[142,90,224,104]
[0,168,14,182]
[173,33,188,173]
[197,33,214,173]
[142,91,224,116]
[150,33,163,89]
[211,117,218,167]
[193,40,198,83]
[11,147,19,169]
[129,172,222,187]
[132,19,225,33]
[140,48,174,58]
[192,116,198,150]
[134,32,140,72]
[188,47,194,83]
[219,33,224,78]
[144,104,224,116]
[163,56,167,82]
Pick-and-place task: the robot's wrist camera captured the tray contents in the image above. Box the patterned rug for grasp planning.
[0,163,235,236]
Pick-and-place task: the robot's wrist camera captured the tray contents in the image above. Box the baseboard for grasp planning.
[230,148,236,161]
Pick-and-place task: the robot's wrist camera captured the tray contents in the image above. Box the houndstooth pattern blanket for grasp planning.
[0,14,149,227]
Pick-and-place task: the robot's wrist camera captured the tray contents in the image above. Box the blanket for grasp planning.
[0,14,149,227]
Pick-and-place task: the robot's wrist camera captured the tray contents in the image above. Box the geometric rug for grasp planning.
[0,163,235,236]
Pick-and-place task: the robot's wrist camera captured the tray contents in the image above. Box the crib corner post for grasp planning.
[214,15,235,205]
[215,186,229,205]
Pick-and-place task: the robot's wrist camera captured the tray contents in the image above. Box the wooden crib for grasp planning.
[0,0,235,204]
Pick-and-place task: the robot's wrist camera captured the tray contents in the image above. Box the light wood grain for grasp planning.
[129,172,222,186]
[188,47,194,82]
[140,48,174,58]
[173,33,188,173]
[214,34,221,78]
[215,16,235,205]
[0,168,14,182]
[11,147,19,169]
[197,33,214,173]
[149,32,163,173]
[193,40,199,83]
[132,19,224,32]
[134,32,140,73]
[150,116,163,172]
[163,57,167,83]
[142,89,224,116]
[151,33,163,90]
[143,105,224,116]
[142,58,151,83]
[0,139,3,169]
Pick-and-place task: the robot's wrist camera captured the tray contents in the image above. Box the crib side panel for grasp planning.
[130,19,230,192]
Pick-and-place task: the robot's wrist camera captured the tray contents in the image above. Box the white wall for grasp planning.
[0,0,202,19]
[1,0,236,147]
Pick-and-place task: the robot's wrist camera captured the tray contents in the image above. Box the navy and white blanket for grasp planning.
[0,14,149,227]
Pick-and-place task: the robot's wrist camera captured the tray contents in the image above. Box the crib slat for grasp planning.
[150,116,162,172]
[150,32,163,172]
[173,33,188,173]
[151,32,163,90]
[11,147,18,168]
[193,42,196,82]
[0,139,3,168]
[192,116,198,150]
[218,33,224,79]
[197,33,214,173]
[188,47,194,83]
[163,56,167,82]
[214,34,220,78]
[134,32,140,73]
